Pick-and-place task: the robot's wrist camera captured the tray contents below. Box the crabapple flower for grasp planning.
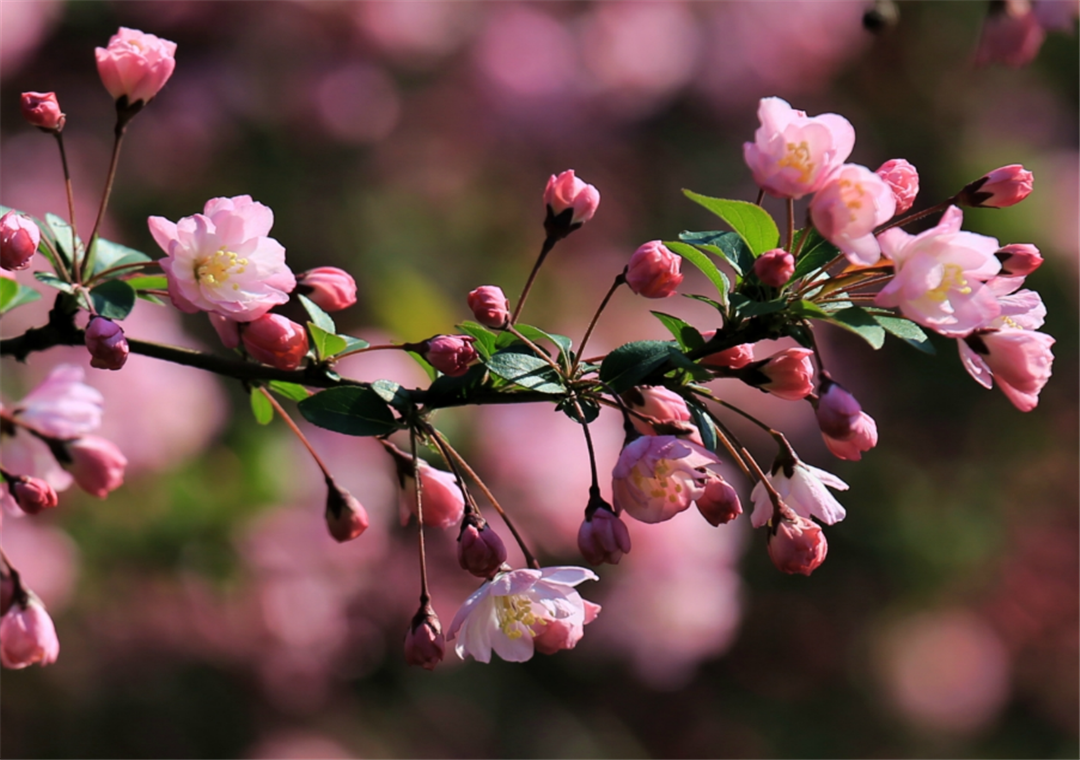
[815,378,862,439]
[149,195,296,322]
[296,267,357,312]
[402,462,465,530]
[14,365,103,439]
[975,0,1046,67]
[84,317,129,371]
[625,386,698,440]
[9,477,59,515]
[612,435,720,524]
[0,212,40,271]
[876,158,920,215]
[741,347,815,401]
[958,164,1034,209]
[743,96,855,199]
[577,506,632,565]
[0,597,59,669]
[20,92,64,132]
[467,285,509,328]
[95,27,177,106]
[423,335,478,377]
[544,170,600,229]
[750,460,848,528]
[324,479,369,542]
[63,436,127,498]
[875,206,1002,337]
[767,515,828,576]
[458,520,507,579]
[810,164,896,266]
[700,340,754,370]
[240,314,309,371]
[695,473,742,526]
[754,249,795,288]
[626,241,684,298]
[995,243,1043,277]
[448,566,599,663]
[404,606,445,671]
[959,329,1055,412]
[823,412,878,462]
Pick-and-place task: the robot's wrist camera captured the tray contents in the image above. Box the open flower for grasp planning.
[612,435,720,524]
[95,27,177,106]
[810,163,896,266]
[750,459,848,528]
[959,329,1055,412]
[448,566,599,663]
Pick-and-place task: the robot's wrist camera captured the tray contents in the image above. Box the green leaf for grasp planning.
[682,191,780,256]
[872,314,936,354]
[599,340,673,394]
[557,396,600,424]
[679,230,754,277]
[136,293,165,306]
[45,213,80,261]
[125,275,168,292]
[682,293,726,312]
[650,311,705,351]
[457,321,498,360]
[298,386,398,437]
[424,364,488,405]
[268,380,311,401]
[730,293,786,317]
[486,350,564,394]
[665,348,713,382]
[0,279,42,314]
[308,323,347,361]
[299,294,335,334]
[250,388,274,425]
[788,299,833,320]
[792,228,841,280]
[406,350,438,382]
[370,379,414,411]
[514,324,573,366]
[828,306,886,349]
[92,238,151,274]
[34,271,74,294]
[90,279,137,320]
[664,241,730,309]
[687,400,718,454]
[336,335,370,356]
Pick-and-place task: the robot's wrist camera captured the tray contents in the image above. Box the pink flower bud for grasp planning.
[962,328,1055,412]
[0,597,59,669]
[423,335,478,377]
[84,316,129,371]
[995,243,1043,277]
[753,248,795,288]
[0,211,40,271]
[403,462,465,530]
[11,477,59,515]
[297,267,357,312]
[699,338,754,370]
[532,599,600,656]
[876,158,920,215]
[466,285,509,328]
[404,607,445,671]
[767,515,828,576]
[95,27,177,106]
[624,386,696,439]
[20,91,65,132]
[696,474,742,526]
[625,240,683,299]
[544,170,600,228]
[241,314,309,371]
[959,164,1034,209]
[324,480,369,542]
[744,347,815,401]
[815,379,862,439]
[577,507,632,565]
[64,436,127,498]
[823,412,878,461]
[457,521,507,579]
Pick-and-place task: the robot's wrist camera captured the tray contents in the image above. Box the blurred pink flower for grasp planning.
[612,435,719,524]
[750,460,848,528]
[95,27,177,105]
[59,436,126,498]
[0,211,40,271]
[9,476,58,515]
[975,0,1046,67]
[810,163,896,266]
[13,364,103,439]
[876,158,920,215]
[626,240,683,298]
[0,597,59,669]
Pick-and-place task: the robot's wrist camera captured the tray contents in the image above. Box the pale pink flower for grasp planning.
[401,462,465,530]
[753,248,795,288]
[95,27,177,105]
[577,507,632,565]
[240,314,309,371]
[700,340,754,370]
[743,96,855,199]
[63,435,126,498]
[810,164,896,266]
[458,521,507,579]
[823,412,878,461]
[466,285,509,328]
[0,211,40,271]
[626,240,684,298]
[995,243,1043,277]
[958,329,1055,412]
[20,91,64,131]
[975,0,1045,67]
[423,335,478,377]
[84,316,129,371]
[959,164,1034,208]
[749,347,815,401]
[448,566,599,663]
[695,473,742,526]
[767,515,828,576]
[876,158,920,215]
[297,267,357,312]
[0,597,59,669]
[543,170,600,227]
[149,195,296,322]
[14,365,103,438]
[750,460,848,528]
[612,435,720,524]
[875,206,1002,337]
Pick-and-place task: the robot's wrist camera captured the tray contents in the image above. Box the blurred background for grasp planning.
[1,1,1077,757]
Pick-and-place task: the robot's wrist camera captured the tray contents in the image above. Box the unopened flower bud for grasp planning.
[975,0,1045,68]
[700,337,754,370]
[624,386,697,440]
[741,347,815,400]
[402,462,466,530]
[767,514,828,576]
[84,316,129,370]
[543,169,600,239]
[626,241,683,298]
[823,411,878,461]
[64,436,126,498]
[467,285,509,328]
[404,605,446,671]
[0,211,40,271]
[995,243,1043,277]
[457,518,507,579]
[324,479,369,542]
[297,267,357,312]
[0,596,59,669]
[753,248,795,288]
[241,314,309,371]
[10,477,59,515]
[875,158,919,215]
[959,164,1034,208]
[815,378,862,439]
[577,504,632,565]
[696,474,742,526]
[20,92,65,132]
[95,27,177,107]
[423,335,478,377]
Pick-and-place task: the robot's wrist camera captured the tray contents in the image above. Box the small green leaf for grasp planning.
[514,324,573,366]
[308,323,348,361]
[682,191,780,256]
[125,275,168,292]
[92,238,151,274]
[599,340,673,394]
[336,335,370,356]
[650,311,705,351]
[557,397,600,424]
[90,279,137,320]
[45,213,80,261]
[872,314,935,354]
[34,271,74,294]
[457,321,498,360]
[829,306,886,349]
[370,379,414,411]
[486,350,564,394]
[730,293,786,317]
[299,294,335,334]
[664,241,730,309]
[267,380,311,401]
[136,293,165,306]
[298,386,398,437]
[680,230,755,276]
[792,228,841,280]
[666,348,713,382]
[687,400,718,453]
[0,279,42,314]
[682,293,726,312]
[250,387,274,425]
[788,299,833,320]
[406,350,438,382]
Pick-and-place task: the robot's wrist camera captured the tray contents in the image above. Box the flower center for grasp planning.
[927,263,972,302]
[495,594,542,640]
[779,141,815,183]
[838,178,865,222]
[196,247,248,291]
[636,459,684,504]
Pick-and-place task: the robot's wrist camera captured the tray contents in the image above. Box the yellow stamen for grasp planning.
[495,594,542,639]
[195,247,248,288]
[778,141,815,184]
[927,264,972,302]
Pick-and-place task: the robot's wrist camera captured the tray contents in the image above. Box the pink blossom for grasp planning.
[64,435,127,498]
[240,314,309,371]
[402,462,465,530]
[959,164,1034,208]
[447,566,599,663]
[458,521,507,579]
[466,285,509,328]
[404,607,445,671]
[767,515,828,576]
[0,211,40,271]
[543,170,600,227]
[423,335,478,377]
[875,206,1003,337]
[0,598,59,669]
[750,460,848,528]
[876,158,920,215]
[612,435,720,524]
[753,248,795,288]
[823,412,878,461]
[995,243,1043,276]
[748,347,815,401]
[297,267,357,312]
[975,0,1046,67]
[742,96,855,199]
[84,316,129,371]
[700,340,754,370]
[10,477,59,515]
[149,195,296,322]
[810,164,896,266]
[95,27,177,105]
[625,385,697,440]
[533,600,601,655]
[20,91,64,131]
[577,507,632,565]
[695,473,742,526]
[626,240,684,298]
[0,432,72,498]
[959,329,1055,412]
[815,379,862,439]
[14,365,103,439]
[324,480,369,542]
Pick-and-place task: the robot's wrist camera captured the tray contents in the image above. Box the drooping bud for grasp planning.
[324,478,369,542]
[696,474,742,526]
[457,516,507,579]
[740,347,815,401]
[296,267,357,312]
[404,604,446,671]
[84,316,129,370]
[699,338,754,370]
[577,500,632,565]
[63,435,127,498]
[0,211,41,271]
[823,411,878,462]
[0,596,60,669]
[543,170,600,240]
[767,514,828,576]
[974,0,1045,68]
[422,335,478,377]
[958,164,1034,208]
[466,285,509,328]
[241,314,309,371]
[814,377,862,439]
[403,462,466,530]
[10,477,59,515]
[995,243,1043,277]
[623,386,697,440]
[625,241,683,298]
[95,27,177,107]
[753,248,795,288]
[875,158,920,215]
[20,92,65,132]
